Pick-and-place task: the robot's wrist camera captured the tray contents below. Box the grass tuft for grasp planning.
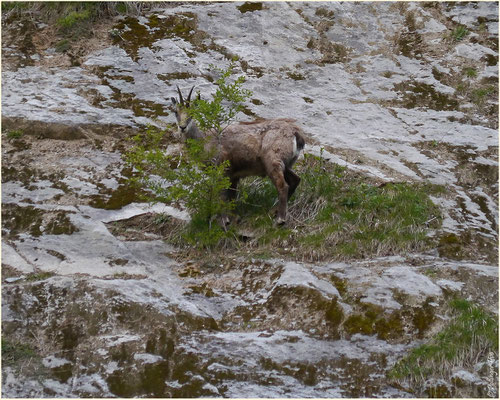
[451,25,469,41]
[6,129,23,140]
[25,271,55,282]
[472,86,496,105]
[1,338,37,367]
[464,67,477,78]
[389,299,498,395]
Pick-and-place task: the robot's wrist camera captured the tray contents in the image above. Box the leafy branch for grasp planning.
[188,61,252,136]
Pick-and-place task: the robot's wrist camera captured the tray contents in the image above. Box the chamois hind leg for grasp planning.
[266,161,289,225]
[225,177,240,202]
[284,168,301,200]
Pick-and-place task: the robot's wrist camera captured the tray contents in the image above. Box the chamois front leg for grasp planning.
[224,177,240,202]
[267,162,289,225]
[219,177,240,228]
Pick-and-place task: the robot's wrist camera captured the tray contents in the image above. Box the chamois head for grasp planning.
[171,86,197,138]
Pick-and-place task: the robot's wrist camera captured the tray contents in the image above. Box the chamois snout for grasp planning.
[178,123,188,133]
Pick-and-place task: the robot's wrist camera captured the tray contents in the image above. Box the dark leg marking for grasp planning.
[284,168,301,200]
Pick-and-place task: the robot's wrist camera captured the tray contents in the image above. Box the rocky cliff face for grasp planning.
[2,2,498,398]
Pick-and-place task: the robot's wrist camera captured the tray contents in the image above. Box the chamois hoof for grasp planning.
[219,215,231,230]
[275,217,287,226]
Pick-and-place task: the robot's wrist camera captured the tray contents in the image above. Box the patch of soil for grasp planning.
[2,13,115,71]
[2,204,78,240]
[306,36,351,65]
[438,230,498,265]
[392,80,459,111]
[106,212,186,242]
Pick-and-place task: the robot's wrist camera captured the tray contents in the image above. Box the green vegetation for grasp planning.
[389,299,498,394]
[237,2,263,14]
[25,271,55,282]
[188,61,252,136]
[1,2,146,38]
[456,83,466,94]
[234,152,442,260]
[126,63,252,248]
[340,303,405,340]
[287,71,306,81]
[6,129,23,140]
[55,39,71,53]
[451,25,469,41]
[463,67,477,78]
[1,338,38,367]
[477,22,487,33]
[1,337,48,384]
[57,7,93,30]
[126,125,233,248]
[471,86,496,105]
[166,141,234,248]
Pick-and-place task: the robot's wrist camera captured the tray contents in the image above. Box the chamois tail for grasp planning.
[294,130,305,152]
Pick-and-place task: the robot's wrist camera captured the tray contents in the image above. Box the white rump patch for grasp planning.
[293,137,299,157]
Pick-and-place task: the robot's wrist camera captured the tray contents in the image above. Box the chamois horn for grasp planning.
[187,86,195,105]
[176,85,184,105]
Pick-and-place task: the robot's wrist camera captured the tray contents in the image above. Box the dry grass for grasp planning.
[389,299,498,397]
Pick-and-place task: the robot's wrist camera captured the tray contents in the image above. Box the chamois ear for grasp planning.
[170,97,177,106]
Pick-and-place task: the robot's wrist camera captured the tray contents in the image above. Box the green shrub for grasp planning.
[126,125,235,248]
[116,2,128,14]
[1,2,30,13]
[57,9,92,29]
[126,63,252,248]
[188,60,252,136]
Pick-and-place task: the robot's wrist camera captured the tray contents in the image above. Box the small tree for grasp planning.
[188,61,252,139]
[126,62,252,248]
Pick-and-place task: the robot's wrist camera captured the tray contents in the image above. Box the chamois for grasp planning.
[171,86,305,225]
